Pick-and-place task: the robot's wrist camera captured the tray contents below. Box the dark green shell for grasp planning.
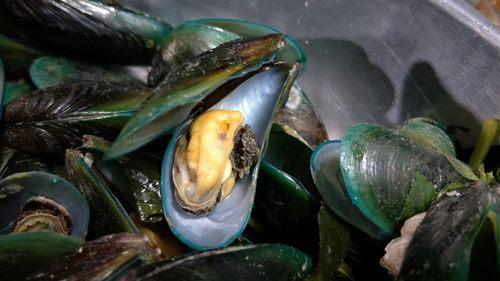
[398,181,500,281]
[65,149,137,239]
[340,123,469,234]
[122,244,313,281]
[0,0,171,64]
[82,135,163,223]
[30,56,143,89]
[255,161,319,256]
[0,35,42,79]
[0,82,150,155]
[27,233,160,281]
[0,232,83,281]
[2,81,32,105]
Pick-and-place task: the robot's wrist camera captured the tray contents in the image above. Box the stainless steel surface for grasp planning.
[126,0,500,147]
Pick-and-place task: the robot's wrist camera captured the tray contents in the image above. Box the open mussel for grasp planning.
[161,61,299,249]
[0,0,171,64]
[81,135,164,224]
[0,171,89,238]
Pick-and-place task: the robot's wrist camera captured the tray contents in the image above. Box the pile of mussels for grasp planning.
[0,1,499,280]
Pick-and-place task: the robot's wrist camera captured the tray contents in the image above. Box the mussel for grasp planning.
[148,18,306,87]
[0,35,42,79]
[311,119,478,238]
[29,56,144,89]
[0,232,83,280]
[161,61,300,249]
[65,149,137,238]
[0,0,171,64]
[0,171,89,238]
[147,21,240,87]
[395,181,500,280]
[0,82,151,155]
[81,135,164,224]
[119,243,312,281]
[27,232,162,281]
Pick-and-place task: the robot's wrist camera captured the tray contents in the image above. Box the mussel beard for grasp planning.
[172,110,260,215]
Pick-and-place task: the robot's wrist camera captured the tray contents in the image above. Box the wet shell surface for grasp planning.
[161,62,299,250]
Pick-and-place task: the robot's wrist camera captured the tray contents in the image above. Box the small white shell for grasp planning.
[380,212,427,276]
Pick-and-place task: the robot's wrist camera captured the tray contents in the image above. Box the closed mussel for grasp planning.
[0,0,171,64]
[0,82,151,155]
[312,120,478,238]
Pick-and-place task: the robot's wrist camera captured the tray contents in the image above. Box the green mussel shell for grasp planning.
[0,82,151,155]
[82,135,163,223]
[2,80,32,105]
[27,233,161,281]
[398,181,500,281]
[106,34,286,159]
[0,0,171,64]
[65,149,137,239]
[0,35,42,79]
[121,244,313,281]
[341,123,470,234]
[30,56,143,89]
[0,232,83,281]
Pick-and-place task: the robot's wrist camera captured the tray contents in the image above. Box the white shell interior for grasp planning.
[162,64,292,249]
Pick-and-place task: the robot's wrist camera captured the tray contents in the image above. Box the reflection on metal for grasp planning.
[124,0,500,147]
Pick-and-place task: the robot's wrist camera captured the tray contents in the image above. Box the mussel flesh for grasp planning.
[172,109,260,214]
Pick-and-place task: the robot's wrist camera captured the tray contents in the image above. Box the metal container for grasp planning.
[125,0,500,147]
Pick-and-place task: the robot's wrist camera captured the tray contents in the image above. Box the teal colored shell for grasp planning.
[0,171,90,238]
[340,123,467,234]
